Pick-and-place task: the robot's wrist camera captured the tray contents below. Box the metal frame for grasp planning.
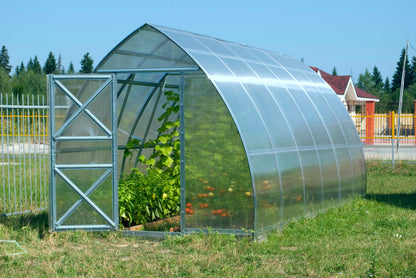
[48,74,118,231]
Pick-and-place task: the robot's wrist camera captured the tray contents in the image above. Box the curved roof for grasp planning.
[96,23,366,234]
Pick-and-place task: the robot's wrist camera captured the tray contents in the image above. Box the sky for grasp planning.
[1,0,415,82]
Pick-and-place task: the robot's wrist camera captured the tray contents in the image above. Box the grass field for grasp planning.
[1,162,415,277]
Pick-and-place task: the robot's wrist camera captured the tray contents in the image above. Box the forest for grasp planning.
[1,44,416,111]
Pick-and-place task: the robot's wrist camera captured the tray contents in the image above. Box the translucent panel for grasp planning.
[89,173,113,218]
[350,146,367,194]
[324,93,361,145]
[187,51,232,76]
[54,85,73,132]
[319,149,340,208]
[98,25,197,71]
[268,86,315,147]
[56,174,79,221]
[184,74,252,230]
[61,112,108,137]
[299,150,323,214]
[308,93,347,145]
[277,151,305,220]
[246,48,281,67]
[61,168,107,193]
[243,83,295,149]
[56,168,113,226]
[87,85,112,129]
[336,147,355,203]
[56,140,112,165]
[195,37,238,58]
[63,202,107,226]
[213,81,273,152]
[249,154,282,232]
[288,89,332,147]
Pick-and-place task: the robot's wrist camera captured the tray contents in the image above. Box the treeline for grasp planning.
[0,45,94,102]
[342,48,416,112]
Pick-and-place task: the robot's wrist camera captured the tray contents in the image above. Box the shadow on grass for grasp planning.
[0,211,49,238]
[364,193,416,210]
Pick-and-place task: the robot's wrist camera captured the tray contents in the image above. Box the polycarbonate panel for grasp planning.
[56,174,80,221]
[277,151,304,220]
[56,140,112,165]
[336,147,355,203]
[97,25,197,71]
[184,74,252,231]
[63,202,108,226]
[249,154,282,232]
[299,150,323,214]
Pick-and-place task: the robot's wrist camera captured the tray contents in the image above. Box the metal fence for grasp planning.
[351,111,416,165]
[0,93,49,216]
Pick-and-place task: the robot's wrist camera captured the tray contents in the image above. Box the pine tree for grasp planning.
[331,66,338,76]
[383,77,391,94]
[80,52,93,73]
[409,56,416,86]
[391,48,411,92]
[27,58,34,71]
[372,66,383,87]
[15,62,26,76]
[68,62,74,74]
[33,56,42,73]
[57,54,63,73]
[0,45,11,74]
[44,52,57,74]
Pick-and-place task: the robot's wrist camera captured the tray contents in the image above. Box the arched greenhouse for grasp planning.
[49,23,366,239]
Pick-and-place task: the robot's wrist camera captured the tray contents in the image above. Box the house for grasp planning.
[310,66,379,114]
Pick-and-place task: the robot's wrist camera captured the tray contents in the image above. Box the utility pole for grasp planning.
[396,38,409,151]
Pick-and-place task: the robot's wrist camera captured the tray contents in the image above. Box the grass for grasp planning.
[0,162,416,277]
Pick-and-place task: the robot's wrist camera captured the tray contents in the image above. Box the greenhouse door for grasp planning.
[48,74,118,231]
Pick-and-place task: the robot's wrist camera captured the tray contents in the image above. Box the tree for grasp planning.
[15,62,25,76]
[409,56,416,86]
[80,52,93,73]
[67,61,74,74]
[331,66,337,76]
[391,48,411,92]
[372,66,383,87]
[0,45,11,74]
[44,52,57,74]
[11,70,46,97]
[56,54,63,73]
[356,69,375,94]
[0,67,12,94]
[383,77,391,94]
[27,58,34,71]
[28,56,42,73]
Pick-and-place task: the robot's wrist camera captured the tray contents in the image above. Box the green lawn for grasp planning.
[1,162,415,277]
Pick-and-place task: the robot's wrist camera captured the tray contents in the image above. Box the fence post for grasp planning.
[365,101,375,145]
[392,111,395,168]
[414,100,416,145]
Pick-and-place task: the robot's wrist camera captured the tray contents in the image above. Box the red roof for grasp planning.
[354,87,378,99]
[310,66,378,100]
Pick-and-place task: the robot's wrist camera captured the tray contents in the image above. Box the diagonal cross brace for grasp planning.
[55,168,115,227]
[56,168,113,227]
[54,78,112,138]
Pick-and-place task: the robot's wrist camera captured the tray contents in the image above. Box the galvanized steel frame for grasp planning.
[48,74,118,231]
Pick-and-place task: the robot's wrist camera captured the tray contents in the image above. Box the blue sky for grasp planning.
[1,0,415,81]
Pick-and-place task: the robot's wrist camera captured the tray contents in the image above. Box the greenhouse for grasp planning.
[48,23,366,239]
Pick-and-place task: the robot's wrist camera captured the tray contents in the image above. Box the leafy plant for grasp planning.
[120,90,180,227]
[119,168,180,226]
